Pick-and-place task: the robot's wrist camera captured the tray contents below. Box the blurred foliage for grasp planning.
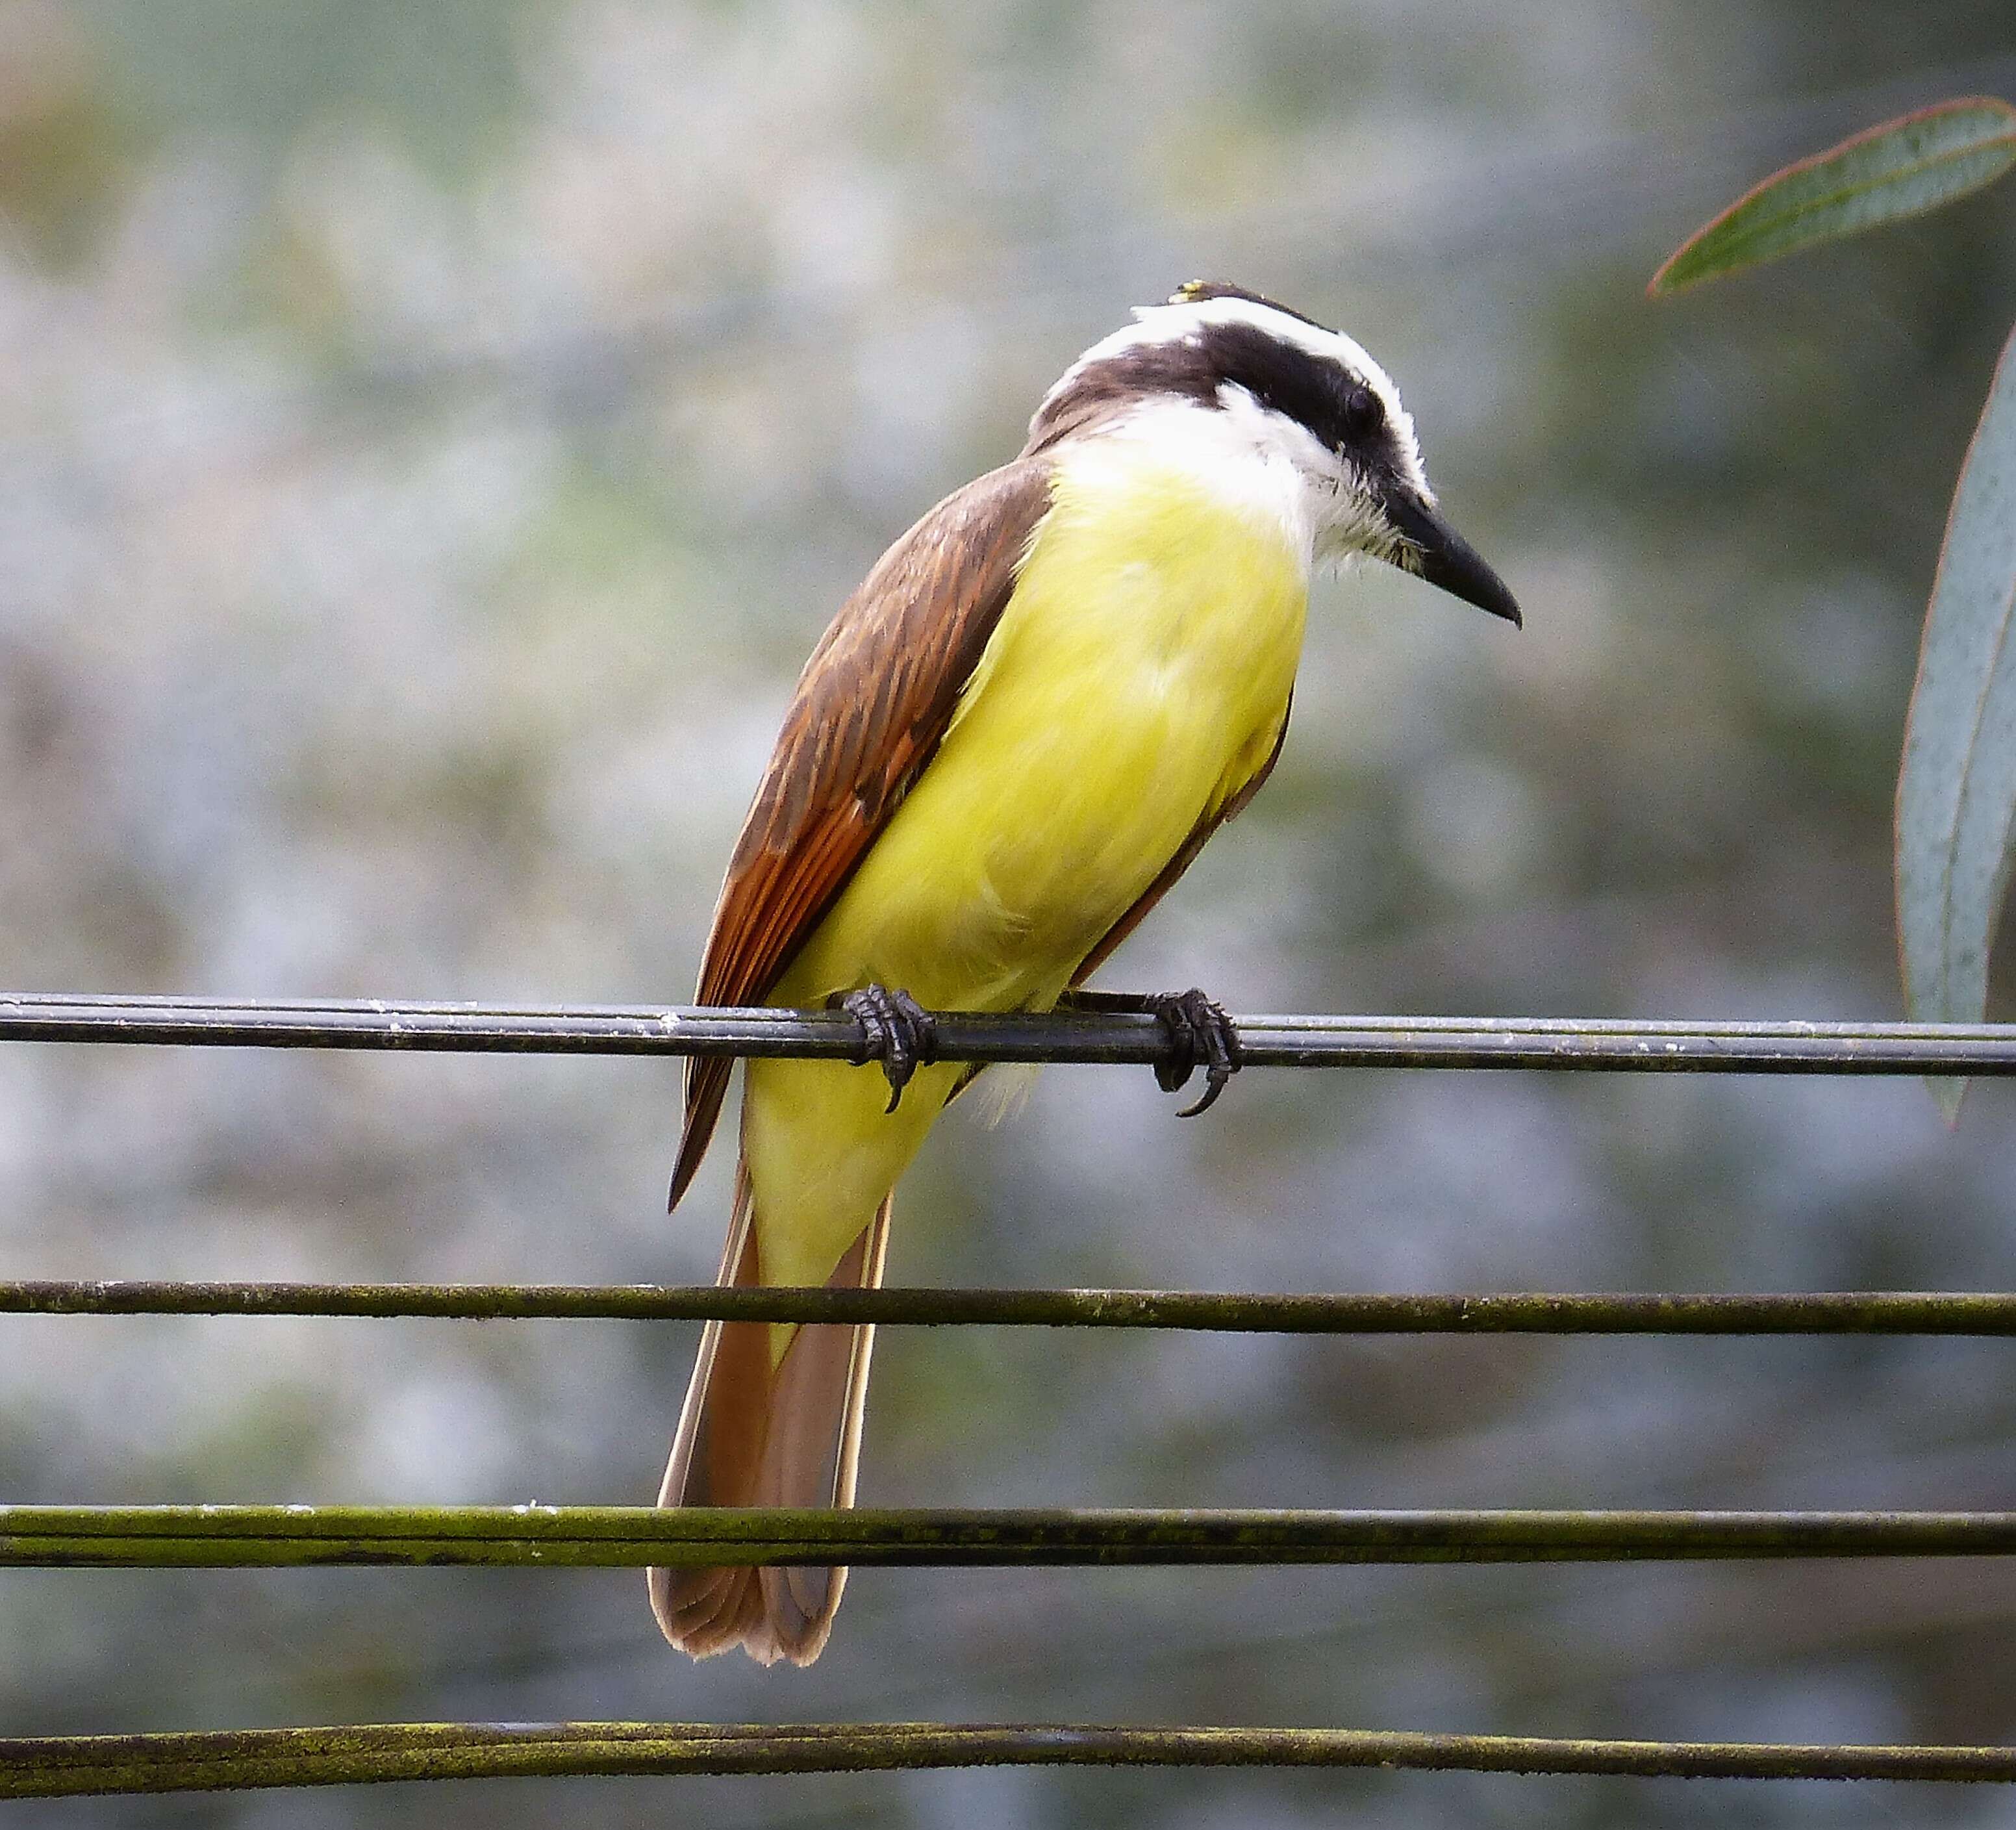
[0,3,136,268]
[2,2,2016,1828]
[84,0,532,175]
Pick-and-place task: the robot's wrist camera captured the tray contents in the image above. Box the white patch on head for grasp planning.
[1209,379,1404,566]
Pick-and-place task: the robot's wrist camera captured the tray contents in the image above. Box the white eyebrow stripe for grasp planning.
[1037,294,1431,499]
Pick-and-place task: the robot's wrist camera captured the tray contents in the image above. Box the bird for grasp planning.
[649,281,1520,1665]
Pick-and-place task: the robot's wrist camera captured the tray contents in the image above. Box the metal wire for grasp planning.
[6,1720,2016,1799]
[7,994,2015,1798]
[7,1280,2016,1330]
[8,1505,2016,1568]
[3,991,2015,1072]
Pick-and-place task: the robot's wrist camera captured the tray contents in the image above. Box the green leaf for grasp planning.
[1896,320,2016,1120]
[1649,97,2016,295]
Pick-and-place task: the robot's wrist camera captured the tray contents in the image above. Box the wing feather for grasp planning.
[669,457,1053,1208]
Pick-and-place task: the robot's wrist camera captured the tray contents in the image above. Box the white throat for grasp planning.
[1069,396,1321,572]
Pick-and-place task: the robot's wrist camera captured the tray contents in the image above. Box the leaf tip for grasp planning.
[1646,246,1707,298]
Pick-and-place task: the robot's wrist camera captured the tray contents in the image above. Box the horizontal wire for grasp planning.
[8,1506,2016,1568]
[6,1281,2016,1331]
[1,992,2015,1071]
[8,1003,2009,1794]
[6,1720,2016,1798]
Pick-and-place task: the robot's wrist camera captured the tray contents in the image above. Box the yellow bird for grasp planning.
[650,282,1520,1664]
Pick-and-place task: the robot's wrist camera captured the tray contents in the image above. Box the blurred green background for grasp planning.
[4,1,2016,1825]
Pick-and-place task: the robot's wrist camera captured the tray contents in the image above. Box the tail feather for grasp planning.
[649,1163,892,1666]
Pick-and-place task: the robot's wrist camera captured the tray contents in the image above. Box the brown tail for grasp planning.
[648,1162,892,1665]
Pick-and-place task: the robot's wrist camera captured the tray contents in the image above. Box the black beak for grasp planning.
[1383,488,1521,627]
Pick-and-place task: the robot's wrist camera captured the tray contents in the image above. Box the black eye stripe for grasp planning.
[1025,314,1402,459]
[1194,323,1387,454]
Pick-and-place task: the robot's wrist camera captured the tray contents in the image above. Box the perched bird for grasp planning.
[651,281,1520,1664]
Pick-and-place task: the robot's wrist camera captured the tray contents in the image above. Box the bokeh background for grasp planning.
[4,1,2016,1825]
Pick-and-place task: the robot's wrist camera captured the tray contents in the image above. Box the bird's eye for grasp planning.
[1341,386,1383,440]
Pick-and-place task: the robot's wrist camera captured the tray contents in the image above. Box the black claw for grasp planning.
[1146,988,1242,1119]
[834,985,939,1113]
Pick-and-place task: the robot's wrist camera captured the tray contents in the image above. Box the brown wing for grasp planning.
[1068,694,1293,988]
[668,456,1054,1209]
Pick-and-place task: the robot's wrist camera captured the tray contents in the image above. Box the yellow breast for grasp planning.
[750,426,1312,1299]
[782,431,1311,1013]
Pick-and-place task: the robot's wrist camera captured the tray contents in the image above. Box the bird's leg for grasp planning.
[833,985,939,1113]
[1061,986,1243,1118]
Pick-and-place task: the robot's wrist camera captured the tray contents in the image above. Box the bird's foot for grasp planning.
[1064,986,1242,1117]
[833,985,939,1113]
[1148,987,1242,1116]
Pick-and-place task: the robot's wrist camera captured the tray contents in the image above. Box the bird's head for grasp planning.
[1026,280,1519,627]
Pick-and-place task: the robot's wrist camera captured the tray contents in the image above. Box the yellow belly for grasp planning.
[744,446,1310,1298]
